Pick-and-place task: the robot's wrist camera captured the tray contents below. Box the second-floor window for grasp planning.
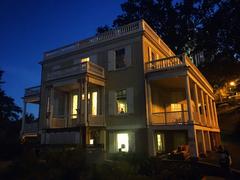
[116,89,127,114]
[115,48,126,69]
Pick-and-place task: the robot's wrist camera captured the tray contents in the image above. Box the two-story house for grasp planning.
[21,20,221,157]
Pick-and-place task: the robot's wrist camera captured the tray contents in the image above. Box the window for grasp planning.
[116,89,127,114]
[81,57,90,63]
[156,133,165,153]
[171,104,182,112]
[91,91,98,116]
[71,94,78,119]
[115,48,126,69]
[117,133,129,152]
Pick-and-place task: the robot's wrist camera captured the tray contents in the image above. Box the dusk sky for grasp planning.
[0,0,124,114]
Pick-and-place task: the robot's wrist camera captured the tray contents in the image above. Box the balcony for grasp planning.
[151,111,189,125]
[44,20,174,60]
[51,115,105,128]
[24,86,41,103]
[22,122,38,133]
[46,61,105,81]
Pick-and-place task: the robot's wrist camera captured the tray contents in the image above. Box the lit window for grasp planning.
[116,89,127,114]
[90,139,94,145]
[72,94,78,119]
[117,133,129,152]
[92,91,98,116]
[156,133,165,152]
[115,48,126,69]
[81,57,90,63]
[171,104,182,112]
[81,93,90,100]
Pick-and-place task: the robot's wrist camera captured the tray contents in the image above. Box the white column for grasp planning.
[194,83,201,124]
[84,78,88,126]
[209,98,215,128]
[77,81,82,125]
[21,101,27,133]
[49,87,54,128]
[188,127,198,157]
[213,101,219,128]
[205,95,211,127]
[207,131,212,151]
[200,90,207,126]
[146,80,152,125]
[202,130,206,154]
[185,76,193,122]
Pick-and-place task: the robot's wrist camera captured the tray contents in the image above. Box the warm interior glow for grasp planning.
[81,93,90,100]
[92,91,98,115]
[117,133,129,152]
[81,57,90,63]
[171,104,182,112]
[117,101,127,114]
[229,81,236,86]
[157,133,165,152]
[90,139,94,145]
[72,94,78,118]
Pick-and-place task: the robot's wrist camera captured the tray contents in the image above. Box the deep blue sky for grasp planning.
[0,0,124,115]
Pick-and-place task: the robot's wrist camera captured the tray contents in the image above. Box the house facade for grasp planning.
[21,20,221,157]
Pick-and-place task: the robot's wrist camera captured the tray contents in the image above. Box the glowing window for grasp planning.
[90,139,94,145]
[92,91,98,115]
[116,89,127,114]
[81,93,90,100]
[156,133,165,152]
[72,95,78,119]
[117,133,129,152]
[81,57,90,63]
[171,104,182,112]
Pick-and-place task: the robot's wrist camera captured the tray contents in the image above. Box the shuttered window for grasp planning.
[108,87,134,115]
[108,45,132,71]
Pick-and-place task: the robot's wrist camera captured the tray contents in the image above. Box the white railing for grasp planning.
[25,86,40,97]
[44,21,141,59]
[46,61,104,81]
[23,122,38,133]
[145,55,184,72]
[151,111,189,125]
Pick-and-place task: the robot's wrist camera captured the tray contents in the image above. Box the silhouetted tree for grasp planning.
[97,0,240,87]
[0,70,22,122]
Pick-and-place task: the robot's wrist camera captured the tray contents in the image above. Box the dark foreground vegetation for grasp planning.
[0,147,240,180]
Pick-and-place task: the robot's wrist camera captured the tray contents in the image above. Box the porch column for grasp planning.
[207,131,212,151]
[209,98,215,128]
[185,76,193,122]
[146,80,152,125]
[213,101,219,128]
[188,127,198,157]
[77,81,82,125]
[200,90,207,126]
[21,100,27,133]
[49,87,54,128]
[205,95,211,127]
[202,130,207,154]
[193,83,201,124]
[84,77,88,126]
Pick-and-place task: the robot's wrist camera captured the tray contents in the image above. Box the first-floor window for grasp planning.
[117,133,129,152]
[156,133,165,153]
[71,94,78,119]
[116,89,127,114]
[91,91,98,115]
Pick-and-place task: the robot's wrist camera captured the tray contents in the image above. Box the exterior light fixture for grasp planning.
[229,81,236,86]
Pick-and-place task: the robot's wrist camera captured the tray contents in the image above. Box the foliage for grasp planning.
[97,0,240,87]
[0,70,21,122]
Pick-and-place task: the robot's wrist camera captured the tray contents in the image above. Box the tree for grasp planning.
[0,70,22,122]
[97,0,240,87]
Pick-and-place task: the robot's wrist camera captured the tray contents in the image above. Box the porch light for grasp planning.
[229,81,236,86]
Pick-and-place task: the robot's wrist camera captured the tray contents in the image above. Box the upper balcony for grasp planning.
[24,86,41,103]
[145,54,213,92]
[46,61,105,81]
